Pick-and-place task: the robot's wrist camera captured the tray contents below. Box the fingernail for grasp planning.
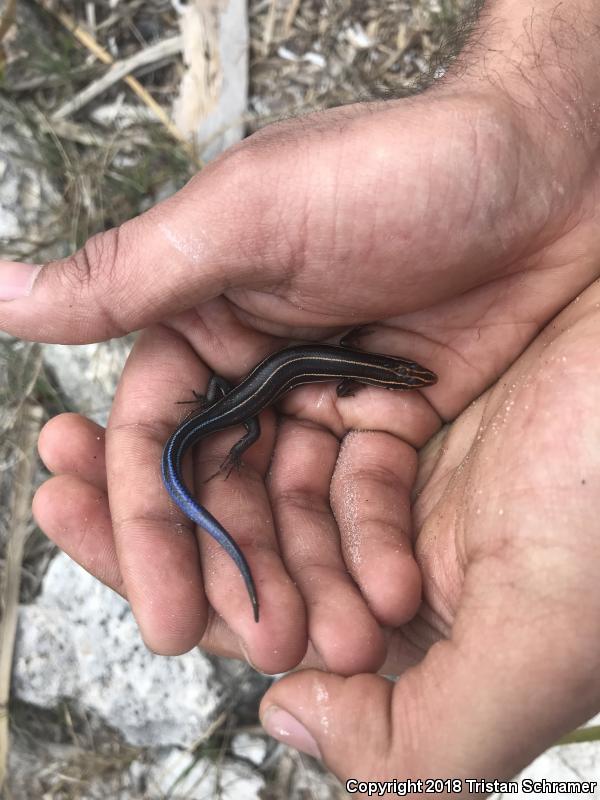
[261,705,321,759]
[238,637,256,670]
[238,638,275,677]
[0,261,42,300]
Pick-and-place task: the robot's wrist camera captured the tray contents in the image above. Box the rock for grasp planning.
[43,340,131,427]
[231,731,269,766]
[13,552,225,748]
[140,748,265,799]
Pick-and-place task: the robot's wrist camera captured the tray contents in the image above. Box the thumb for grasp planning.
[259,628,598,787]
[0,144,291,344]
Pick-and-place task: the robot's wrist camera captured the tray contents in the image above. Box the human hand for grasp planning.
[1,0,599,678]
[259,278,600,785]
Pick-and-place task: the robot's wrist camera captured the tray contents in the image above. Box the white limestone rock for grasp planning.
[43,339,131,427]
[13,552,225,748]
[142,748,265,799]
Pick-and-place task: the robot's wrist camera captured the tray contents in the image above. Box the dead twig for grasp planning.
[0,0,17,45]
[0,348,44,791]
[262,0,278,55]
[282,0,301,37]
[53,34,183,120]
[34,0,200,165]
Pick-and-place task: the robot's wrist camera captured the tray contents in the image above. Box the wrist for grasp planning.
[442,0,600,173]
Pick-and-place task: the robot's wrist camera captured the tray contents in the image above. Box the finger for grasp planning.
[37,412,206,648]
[35,413,124,593]
[106,326,208,655]
[0,147,279,342]
[260,596,600,785]
[32,470,277,665]
[33,475,124,596]
[331,430,422,626]
[106,323,306,667]
[0,118,325,342]
[193,419,308,674]
[282,379,436,627]
[38,413,108,490]
[145,301,308,669]
[269,418,386,675]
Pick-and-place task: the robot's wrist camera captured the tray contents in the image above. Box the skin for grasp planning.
[1,0,600,788]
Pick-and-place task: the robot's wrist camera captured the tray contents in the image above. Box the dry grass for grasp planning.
[248,0,478,125]
[0,0,477,259]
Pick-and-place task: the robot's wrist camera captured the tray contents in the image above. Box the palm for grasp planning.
[384,289,600,714]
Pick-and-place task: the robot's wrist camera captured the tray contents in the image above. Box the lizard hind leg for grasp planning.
[202,416,261,484]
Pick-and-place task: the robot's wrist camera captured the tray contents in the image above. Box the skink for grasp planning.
[161,343,437,622]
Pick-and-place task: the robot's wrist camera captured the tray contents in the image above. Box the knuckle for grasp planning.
[200,139,263,191]
[273,487,330,517]
[59,227,122,291]
[52,225,129,339]
[341,674,394,769]
[80,226,122,288]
